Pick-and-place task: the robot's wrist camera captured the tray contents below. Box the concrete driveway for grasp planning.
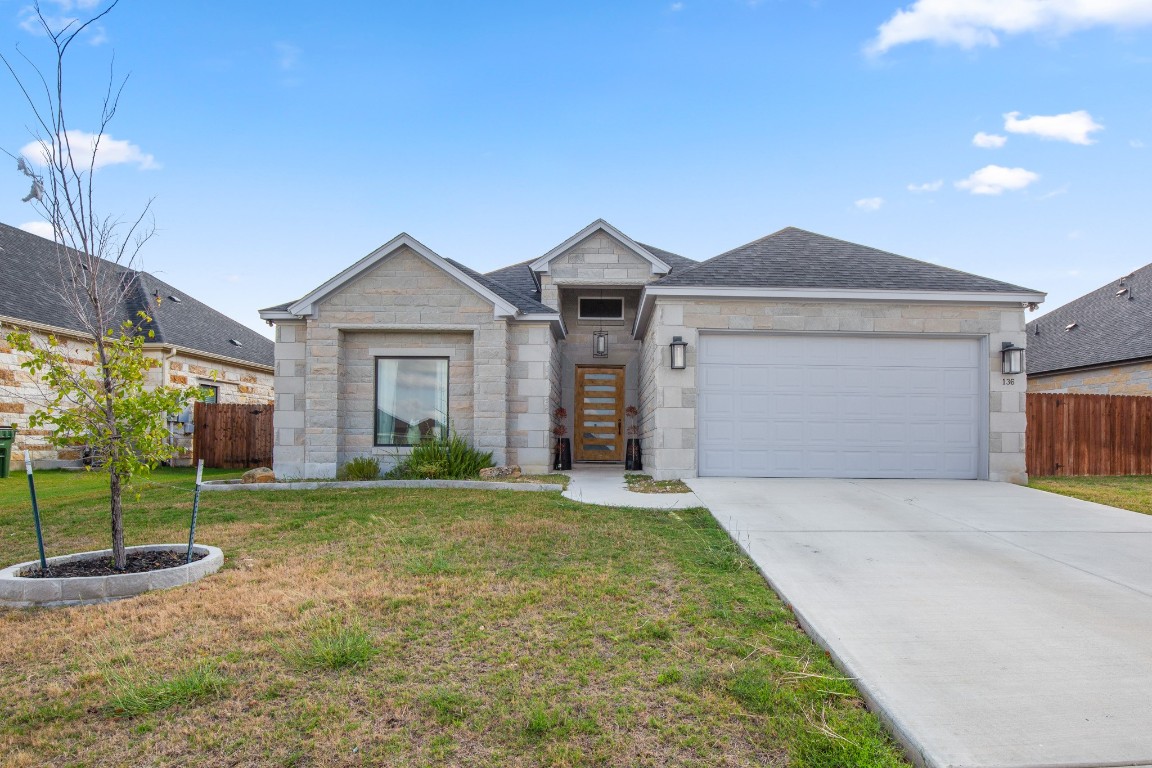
[687,478,1152,768]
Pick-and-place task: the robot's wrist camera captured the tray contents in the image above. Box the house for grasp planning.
[259,219,1044,483]
[1026,264,1152,395]
[0,222,275,466]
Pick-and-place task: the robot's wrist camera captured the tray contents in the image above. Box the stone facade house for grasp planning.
[0,222,274,467]
[260,220,1044,483]
[1026,264,1152,395]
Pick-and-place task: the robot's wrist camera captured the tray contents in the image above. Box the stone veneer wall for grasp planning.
[1028,360,1152,396]
[337,331,473,470]
[641,298,1030,484]
[1,324,272,467]
[272,246,509,479]
[539,232,656,308]
[506,322,557,473]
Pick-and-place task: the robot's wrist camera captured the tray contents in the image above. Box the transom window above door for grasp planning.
[578,297,624,320]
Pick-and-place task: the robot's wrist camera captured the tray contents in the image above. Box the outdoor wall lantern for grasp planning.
[1001,342,1025,375]
[593,331,609,358]
[670,336,688,370]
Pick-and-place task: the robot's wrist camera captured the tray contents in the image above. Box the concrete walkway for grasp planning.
[561,464,704,509]
[688,477,1152,768]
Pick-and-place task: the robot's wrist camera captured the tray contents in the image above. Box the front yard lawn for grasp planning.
[1029,475,1152,516]
[0,469,907,767]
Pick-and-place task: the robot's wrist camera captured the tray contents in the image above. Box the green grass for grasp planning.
[105,662,230,717]
[625,473,693,494]
[291,617,379,670]
[1029,475,1152,515]
[0,467,908,766]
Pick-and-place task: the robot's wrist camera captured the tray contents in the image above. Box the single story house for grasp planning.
[260,220,1044,483]
[0,221,275,466]
[1026,264,1152,395]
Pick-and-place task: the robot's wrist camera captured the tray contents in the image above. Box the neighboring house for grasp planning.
[260,219,1044,483]
[1027,264,1152,396]
[0,222,275,467]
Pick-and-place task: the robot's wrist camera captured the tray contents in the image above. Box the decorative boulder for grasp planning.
[479,465,522,479]
[242,467,276,484]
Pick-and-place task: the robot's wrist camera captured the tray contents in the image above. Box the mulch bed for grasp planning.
[19,550,206,579]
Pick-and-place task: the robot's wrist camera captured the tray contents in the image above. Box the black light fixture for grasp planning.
[670,336,687,370]
[1001,341,1024,375]
[593,330,608,358]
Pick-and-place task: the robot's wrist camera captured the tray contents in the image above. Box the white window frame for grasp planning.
[578,296,625,321]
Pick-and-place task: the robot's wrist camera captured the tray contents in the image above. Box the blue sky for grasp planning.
[2,0,1151,337]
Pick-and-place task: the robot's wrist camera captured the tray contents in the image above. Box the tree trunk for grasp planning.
[110,469,126,570]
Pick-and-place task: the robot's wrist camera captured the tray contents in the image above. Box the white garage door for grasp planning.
[698,334,984,479]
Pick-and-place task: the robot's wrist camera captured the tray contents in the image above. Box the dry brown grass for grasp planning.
[0,469,907,767]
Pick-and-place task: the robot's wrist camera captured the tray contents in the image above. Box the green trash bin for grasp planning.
[0,426,16,479]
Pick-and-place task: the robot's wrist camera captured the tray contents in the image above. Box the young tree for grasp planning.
[3,1,201,570]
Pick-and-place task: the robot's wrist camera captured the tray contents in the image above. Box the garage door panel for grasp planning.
[699,334,983,479]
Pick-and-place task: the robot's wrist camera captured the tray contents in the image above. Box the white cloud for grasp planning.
[972,131,1007,148]
[1039,183,1071,200]
[907,180,943,192]
[19,220,56,240]
[20,130,159,171]
[855,197,885,211]
[1130,139,1145,148]
[955,165,1039,195]
[1003,110,1103,145]
[274,41,300,71]
[867,0,1152,55]
[669,2,685,10]
[18,0,107,43]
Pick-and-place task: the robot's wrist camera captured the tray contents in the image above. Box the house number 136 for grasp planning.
[1002,377,1015,386]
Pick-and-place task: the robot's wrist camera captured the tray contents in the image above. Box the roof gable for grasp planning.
[1026,263,1152,374]
[284,233,520,319]
[529,219,671,276]
[654,227,1040,294]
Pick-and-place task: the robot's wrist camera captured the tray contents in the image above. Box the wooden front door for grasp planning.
[575,366,625,462]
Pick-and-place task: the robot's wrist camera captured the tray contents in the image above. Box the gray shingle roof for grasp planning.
[445,258,555,314]
[653,227,1038,293]
[0,221,273,368]
[1026,264,1152,374]
[636,243,697,273]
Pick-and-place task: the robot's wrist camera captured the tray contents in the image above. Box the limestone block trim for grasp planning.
[529,219,671,275]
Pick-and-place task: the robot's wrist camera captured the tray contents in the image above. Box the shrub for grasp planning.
[387,432,494,480]
[336,456,381,481]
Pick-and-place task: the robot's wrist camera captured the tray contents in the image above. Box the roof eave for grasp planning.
[633,285,1047,338]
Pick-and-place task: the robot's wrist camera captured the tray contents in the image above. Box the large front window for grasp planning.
[374,357,448,446]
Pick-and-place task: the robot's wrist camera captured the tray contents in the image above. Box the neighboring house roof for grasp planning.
[528,219,673,275]
[653,227,1039,293]
[1026,263,1152,375]
[0,221,273,369]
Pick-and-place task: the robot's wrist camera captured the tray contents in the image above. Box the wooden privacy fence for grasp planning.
[1027,393,1152,476]
[193,402,274,469]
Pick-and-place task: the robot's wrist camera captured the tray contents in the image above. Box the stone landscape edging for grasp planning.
[200,479,564,492]
[0,544,224,609]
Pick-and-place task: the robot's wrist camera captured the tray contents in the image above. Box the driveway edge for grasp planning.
[712,513,933,768]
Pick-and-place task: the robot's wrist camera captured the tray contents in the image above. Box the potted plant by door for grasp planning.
[624,405,642,471]
[553,408,572,470]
